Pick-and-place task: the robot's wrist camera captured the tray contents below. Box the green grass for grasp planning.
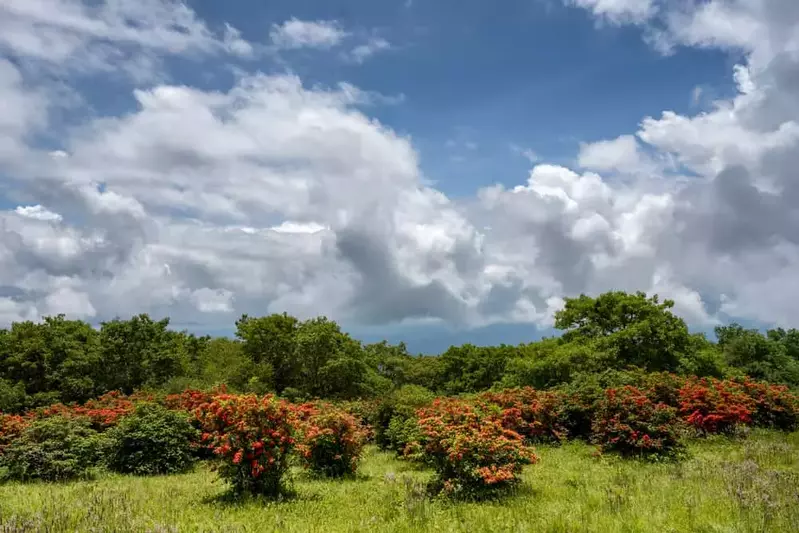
[1,431,798,532]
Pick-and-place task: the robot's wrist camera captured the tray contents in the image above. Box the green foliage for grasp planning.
[99,315,185,393]
[500,339,605,389]
[235,314,298,393]
[437,344,515,395]
[1,291,799,413]
[555,292,692,372]
[0,416,105,482]
[105,403,198,476]
[374,385,435,450]
[0,379,27,413]
[717,324,799,385]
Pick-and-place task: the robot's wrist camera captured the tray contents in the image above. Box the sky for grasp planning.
[0,0,798,353]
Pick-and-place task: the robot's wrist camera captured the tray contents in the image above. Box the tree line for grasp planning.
[1,291,797,413]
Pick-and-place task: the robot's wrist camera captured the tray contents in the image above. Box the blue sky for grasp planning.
[0,0,797,353]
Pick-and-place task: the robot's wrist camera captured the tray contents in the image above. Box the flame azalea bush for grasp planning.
[164,386,228,414]
[592,386,683,459]
[679,378,755,434]
[479,388,568,443]
[33,391,136,431]
[415,399,538,497]
[332,399,379,442]
[294,403,367,477]
[737,379,799,431]
[197,394,295,497]
[0,413,28,455]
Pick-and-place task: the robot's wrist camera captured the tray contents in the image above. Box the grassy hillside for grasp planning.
[1,430,797,532]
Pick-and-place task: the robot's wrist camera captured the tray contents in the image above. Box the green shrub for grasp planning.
[105,403,198,476]
[386,415,423,457]
[374,385,434,451]
[0,416,105,482]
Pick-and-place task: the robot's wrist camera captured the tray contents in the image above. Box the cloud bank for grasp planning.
[0,0,797,334]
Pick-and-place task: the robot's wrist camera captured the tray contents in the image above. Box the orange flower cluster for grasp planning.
[196,394,295,496]
[294,402,367,477]
[35,391,137,429]
[414,399,538,495]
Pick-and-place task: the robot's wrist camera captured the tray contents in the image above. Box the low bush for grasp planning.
[0,416,105,482]
[416,399,537,497]
[197,394,295,497]
[105,403,199,476]
[0,413,28,455]
[295,403,367,477]
[737,379,798,431]
[480,388,567,443]
[34,391,135,431]
[592,386,683,459]
[374,385,435,451]
[679,378,754,434]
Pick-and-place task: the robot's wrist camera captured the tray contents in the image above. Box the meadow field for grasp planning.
[1,431,798,533]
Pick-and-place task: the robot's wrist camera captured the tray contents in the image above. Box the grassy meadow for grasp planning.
[1,430,798,533]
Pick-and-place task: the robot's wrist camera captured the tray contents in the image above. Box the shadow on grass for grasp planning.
[431,481,541,505]
[201,487,321,508]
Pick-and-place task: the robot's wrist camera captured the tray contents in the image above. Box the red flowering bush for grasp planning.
[415,399,538,497]
[164,386,228,414]
[34,391,135,431]
[332,399,379,442]
[679,378,754,434]
[480,388,567,443]
[197,394,295,497]
[0,413,28,455]
[592,386,683,458]
[294,403,367,477]
[737,379,798,431]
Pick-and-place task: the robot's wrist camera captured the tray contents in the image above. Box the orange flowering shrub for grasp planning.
[0,413,28,455]
[415,399,538,497]
[737,379,799,431]
[294,402,367,477]
[592,386,683,458]
[479,388,567,443]
[164,386,228,414]
[34,391,135,430]
[679,378,754,434]
[197,394,295,496]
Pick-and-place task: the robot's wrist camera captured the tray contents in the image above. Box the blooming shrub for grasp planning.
[737,379,799,431]
[416,399,537,497]
[333,399,379,442]
[295,403,367,477]
[0,413,28,455]
[164,386,227,414]
[105,403,199,476]
[592,386,683,458]
[480,388,567,443]
[0,415,105,482]
[197,394,295,497]
[679,378,754,434]
[34,391,135,431]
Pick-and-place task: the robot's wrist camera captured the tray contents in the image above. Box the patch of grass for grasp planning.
[1,432,798,532]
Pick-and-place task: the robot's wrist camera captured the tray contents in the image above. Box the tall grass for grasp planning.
[1,431,798,532]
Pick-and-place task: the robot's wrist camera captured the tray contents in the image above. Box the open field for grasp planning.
[1,431,798,533]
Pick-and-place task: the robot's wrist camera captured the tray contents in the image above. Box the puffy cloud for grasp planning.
[14,205,62,222]
[577,134,662,174]
[269,18,348,50]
